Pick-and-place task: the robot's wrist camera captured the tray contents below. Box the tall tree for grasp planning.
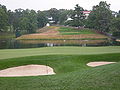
[110,11,120,34]
[8,10,15,32]
[12,8,24,31]
[87,1,113,32]
[0,4,8,31]
[70,4,85,27]
[59,9,72,25]
[37,11,48,28]
[117,10,120,18]
[15,9,38,34]
[49,8,59,24]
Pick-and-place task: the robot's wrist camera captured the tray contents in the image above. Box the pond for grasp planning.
[0,38,120,49]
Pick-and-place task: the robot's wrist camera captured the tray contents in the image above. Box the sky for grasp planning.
[0,0,119,12]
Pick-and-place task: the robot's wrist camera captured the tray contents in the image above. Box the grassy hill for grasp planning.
[17,26,108,40]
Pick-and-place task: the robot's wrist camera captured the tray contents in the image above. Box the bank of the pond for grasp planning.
[2,38,120,49]
[0,33,15,39]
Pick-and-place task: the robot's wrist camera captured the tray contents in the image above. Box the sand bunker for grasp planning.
[116,39,120,42]
[0,65,55,77]
[87,61,116,67]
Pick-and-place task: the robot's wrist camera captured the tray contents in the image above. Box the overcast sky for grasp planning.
[0,0,119,11]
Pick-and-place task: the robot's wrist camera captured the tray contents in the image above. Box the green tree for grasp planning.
[70,4,85,27]
[37,11,48,28]
[8,10,15,32]
[19,17,29,31]
[12,9,23,31]
[49,8,59,24]
[27,10,38,33]
[110,17,120,32]
[87,1,112,32]
[0,4,8,31]
[59,9,72,25]
[117,10,120,18]
[14,9,38,34]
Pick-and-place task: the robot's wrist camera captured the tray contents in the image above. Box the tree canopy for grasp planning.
[87,1,113,32]
[0,2,120,37]
[0,4,8,31]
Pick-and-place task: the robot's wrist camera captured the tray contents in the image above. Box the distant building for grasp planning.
[66,17,73,21]
[47,17,55,24]
[46,23,50,26]
[112,11,118,17]
[82,11,91,19]
[66,11,91,22]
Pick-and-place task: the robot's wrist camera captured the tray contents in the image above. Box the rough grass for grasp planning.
[0,53,120,90]
[36,26,59,33]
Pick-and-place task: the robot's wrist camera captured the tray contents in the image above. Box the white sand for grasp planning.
[116,39,120,42]
[87,61,116,67]
[0,65,55,77]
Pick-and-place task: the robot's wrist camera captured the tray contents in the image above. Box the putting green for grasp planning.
[0,46,120,60]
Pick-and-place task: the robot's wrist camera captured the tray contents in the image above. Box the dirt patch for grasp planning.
[87,61,116,67]
[0,65,55,77]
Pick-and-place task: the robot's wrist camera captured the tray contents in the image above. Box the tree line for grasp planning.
[0,5,72,34]
[0,1,120,36]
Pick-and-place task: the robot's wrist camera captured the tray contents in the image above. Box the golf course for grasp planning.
[0,46,120,90]
[1,1,120,90]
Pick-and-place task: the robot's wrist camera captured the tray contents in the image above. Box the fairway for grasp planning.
[0,46,120,59]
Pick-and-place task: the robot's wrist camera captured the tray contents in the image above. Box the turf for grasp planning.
[0,46,120,60]
[0,46,120,90]
[0,53,120,90]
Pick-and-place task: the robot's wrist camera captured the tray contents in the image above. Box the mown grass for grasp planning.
[0,53,120,90]
[0,46,120,60]
[58,27,96,35]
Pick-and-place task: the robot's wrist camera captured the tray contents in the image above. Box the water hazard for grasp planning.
[0,39,120,49]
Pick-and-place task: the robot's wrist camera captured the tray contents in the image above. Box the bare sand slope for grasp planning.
[0,65,55,77]
[87,61,116,67]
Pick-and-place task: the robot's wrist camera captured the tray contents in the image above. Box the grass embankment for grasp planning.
[17,26,108,40]
[0,32,15,39]
[18,39,107,45]
[0,52,120,90]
